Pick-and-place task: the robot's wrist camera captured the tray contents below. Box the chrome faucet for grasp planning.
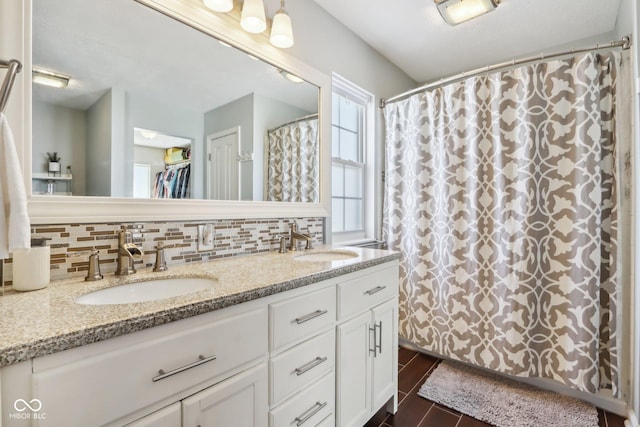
[288,222,313,251]
[116,228,144,275]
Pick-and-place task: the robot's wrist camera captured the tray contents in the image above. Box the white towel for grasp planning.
[0,113,30,259]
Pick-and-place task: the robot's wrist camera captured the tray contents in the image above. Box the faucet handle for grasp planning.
[278,235,288,254]
[153,242,168,272]
[85,249,104,281]
[68,249,104,281]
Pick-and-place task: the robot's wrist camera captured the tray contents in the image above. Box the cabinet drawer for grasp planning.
[270,373,334,427]
[270,329,335,405]
[337,264,398,320]
[270,285,336,350]
[32,307,267,427]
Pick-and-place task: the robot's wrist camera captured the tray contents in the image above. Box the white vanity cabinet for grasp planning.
[124,364,267,427]
[0,258,399,427]
[336,263,399,427]
[6,302,269,427]
[268,283,337,427]
[182,363,268,427]
[124,403,181,427]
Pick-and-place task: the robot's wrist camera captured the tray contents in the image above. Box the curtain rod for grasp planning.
[0,59,23,114]
[268,113,318,133]
[380,36,631,108]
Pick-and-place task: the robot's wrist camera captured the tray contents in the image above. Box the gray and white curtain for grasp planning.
[383,51,631,396]
[266,116,319,203]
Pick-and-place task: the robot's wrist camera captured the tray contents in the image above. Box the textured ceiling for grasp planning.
[313,0,623,83]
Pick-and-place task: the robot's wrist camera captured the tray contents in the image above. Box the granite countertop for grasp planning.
[0,245,399,367]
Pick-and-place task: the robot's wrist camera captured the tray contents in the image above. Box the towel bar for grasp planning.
[0,58,23,114]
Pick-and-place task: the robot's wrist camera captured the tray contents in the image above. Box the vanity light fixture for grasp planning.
[240,0,267,33]
[203,0,233,13]
[278,69,304,84]
[270,0,294,48]
[32,67,70,88]
[435,0,499,25]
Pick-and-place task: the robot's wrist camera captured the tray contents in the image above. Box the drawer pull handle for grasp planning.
[152,354,216,382]
[294,401,327,426]
[294,356,328,376]
[364,285,386,295]
[295,309,328,324]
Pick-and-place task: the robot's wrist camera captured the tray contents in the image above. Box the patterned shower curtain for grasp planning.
[383,51,630,395]
[266,116,319,203]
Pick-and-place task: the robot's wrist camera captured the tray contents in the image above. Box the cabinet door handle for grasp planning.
[375,321,382,355]
[369,324,377,356]
[294,401,327,426]
[152,354,216,382]
[294,356,328,376]
[295,309,328,324]
[364,285,386,295]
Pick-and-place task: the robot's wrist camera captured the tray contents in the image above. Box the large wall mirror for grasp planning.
[24,0,331,223]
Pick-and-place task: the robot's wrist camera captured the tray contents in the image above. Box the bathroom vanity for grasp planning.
[0,247,399,427]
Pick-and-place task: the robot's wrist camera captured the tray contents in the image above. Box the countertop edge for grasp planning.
[0,252,400,367]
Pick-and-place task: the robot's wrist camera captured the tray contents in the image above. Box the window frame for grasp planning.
[330,74,375,245]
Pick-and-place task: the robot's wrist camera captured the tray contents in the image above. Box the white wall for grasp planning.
[32,100,86,195]
[617,0,640,421]
[86,90,113,197]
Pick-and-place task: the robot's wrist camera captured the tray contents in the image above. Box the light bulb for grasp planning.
[270,8,294,48]
[240,0,267,33]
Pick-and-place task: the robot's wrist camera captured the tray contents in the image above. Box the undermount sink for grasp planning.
[294,250,359,262]
[75,277,217,305]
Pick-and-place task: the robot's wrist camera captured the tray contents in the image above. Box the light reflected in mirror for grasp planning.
[31,0,320,202]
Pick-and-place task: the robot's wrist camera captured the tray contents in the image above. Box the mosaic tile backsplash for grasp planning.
[1,217,324,287]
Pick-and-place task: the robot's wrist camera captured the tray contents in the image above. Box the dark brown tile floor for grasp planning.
[364,346,628,427]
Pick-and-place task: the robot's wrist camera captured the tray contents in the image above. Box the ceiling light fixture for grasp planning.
[240,0,267,33]
[139,130,157,139]
[32,67,71,88]
[270,0,294,48]
[435,0,499,26]
[277,69,304,84]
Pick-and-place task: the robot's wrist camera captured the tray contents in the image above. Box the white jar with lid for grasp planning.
[12,238,51,292]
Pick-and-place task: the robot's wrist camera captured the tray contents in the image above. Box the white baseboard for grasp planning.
[400,338,629,417]
[625,409,638,427]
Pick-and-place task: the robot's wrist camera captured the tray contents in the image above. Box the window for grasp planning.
[331,74,374,244]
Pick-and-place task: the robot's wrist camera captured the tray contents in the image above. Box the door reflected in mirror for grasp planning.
[31,0,319,203]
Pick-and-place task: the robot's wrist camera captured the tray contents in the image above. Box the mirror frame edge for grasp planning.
[13,0,331,225]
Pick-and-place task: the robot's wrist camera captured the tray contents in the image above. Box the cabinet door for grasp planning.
[124,403,181,427]
[182,363,267,427]
[336,311,371,427]
[372,299,397,412]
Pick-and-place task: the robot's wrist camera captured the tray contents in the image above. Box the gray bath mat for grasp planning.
[418,360,598,427]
